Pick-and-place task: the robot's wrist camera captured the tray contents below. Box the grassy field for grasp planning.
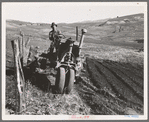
[5,13,144,115]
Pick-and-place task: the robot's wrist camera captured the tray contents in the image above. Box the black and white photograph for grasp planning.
[2,2,148,120]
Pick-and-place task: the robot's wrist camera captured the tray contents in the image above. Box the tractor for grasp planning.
[27,28,87,94]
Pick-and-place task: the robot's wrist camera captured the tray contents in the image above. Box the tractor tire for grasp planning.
[66,69,75,94]
[55,67,66,94]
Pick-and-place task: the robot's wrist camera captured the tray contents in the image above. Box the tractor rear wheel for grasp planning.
[66,69,75,94]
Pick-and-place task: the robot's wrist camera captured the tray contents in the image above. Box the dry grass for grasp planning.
[82,43,144,66]
[23,81,90,115]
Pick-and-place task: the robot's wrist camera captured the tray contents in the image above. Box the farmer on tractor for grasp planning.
[49,22,60,52]
[49,22,65,61]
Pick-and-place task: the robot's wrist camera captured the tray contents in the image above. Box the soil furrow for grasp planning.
[92,59,143,113]
[86,58,112,90]
[118,62,143,76]
[77,76,130,111]
[86,58,143,107]
[100,61,143,99]
[77,88,118,115]
[105,66,143,102]
[104,60,143,87]
[96,61,143,104]
[76,80,126,115]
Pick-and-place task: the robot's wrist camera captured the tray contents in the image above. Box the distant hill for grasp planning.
[6,13,144,49]
[109,13,144,22]
[6,19,32,25]
[58,13,144,28]
[6,13,144,27]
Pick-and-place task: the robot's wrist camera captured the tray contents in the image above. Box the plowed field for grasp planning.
[74,57,143,115]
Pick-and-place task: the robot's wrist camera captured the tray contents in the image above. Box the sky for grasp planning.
[3,2,146,24]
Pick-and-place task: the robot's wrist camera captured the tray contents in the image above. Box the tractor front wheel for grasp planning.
[55,67,65,94]
[66,69,75,94]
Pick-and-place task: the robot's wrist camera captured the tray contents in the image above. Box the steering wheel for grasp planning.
[58,34,66,39]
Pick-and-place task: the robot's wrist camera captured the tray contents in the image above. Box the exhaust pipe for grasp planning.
[76,26,78,41]
[78,29,87,56]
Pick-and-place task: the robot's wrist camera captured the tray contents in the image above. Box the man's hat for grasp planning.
[51,22,57,27]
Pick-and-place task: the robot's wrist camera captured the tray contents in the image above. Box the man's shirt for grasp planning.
[49,30,60,41]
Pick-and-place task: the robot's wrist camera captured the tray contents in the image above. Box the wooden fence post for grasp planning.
[18,36,23,65]
[11,39,26,114]
[20,31,25,65]
[24,37,30,66]
[25,37,30,47]
[20,32,30,66]
[11,40,20,114]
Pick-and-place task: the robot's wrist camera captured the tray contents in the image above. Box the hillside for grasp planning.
[5,13,144,116]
